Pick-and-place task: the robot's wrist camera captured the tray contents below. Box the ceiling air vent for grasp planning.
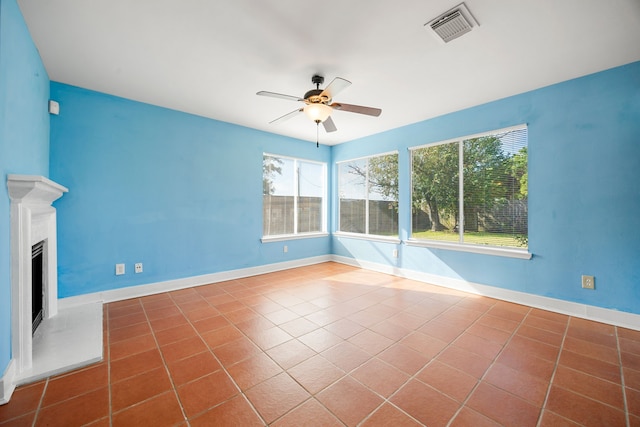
[425,3,478,43]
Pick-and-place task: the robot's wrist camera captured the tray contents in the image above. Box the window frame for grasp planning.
[335,150,400,240]
[261,153,328,242]
[407,125,531,259]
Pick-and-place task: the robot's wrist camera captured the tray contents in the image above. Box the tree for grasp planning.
[263,156,283,195]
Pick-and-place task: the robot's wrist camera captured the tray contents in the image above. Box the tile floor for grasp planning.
[1,262,639,426]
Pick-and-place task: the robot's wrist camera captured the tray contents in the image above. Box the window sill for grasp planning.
[333,232,401,244]
[261,232,329,243]
[405,239,532,259]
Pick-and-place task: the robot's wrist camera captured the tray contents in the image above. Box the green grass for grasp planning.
[412,230,527,248]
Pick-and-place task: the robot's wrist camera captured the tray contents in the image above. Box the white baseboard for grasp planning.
[0,359,16,405]
[331,255,640,331]
[59,255,332,309]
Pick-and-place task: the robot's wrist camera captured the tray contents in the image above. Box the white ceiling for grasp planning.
[17,0,640,145]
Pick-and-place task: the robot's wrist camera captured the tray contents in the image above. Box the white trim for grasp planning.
[59,255,332,309]
[409,123,528,151]
[331,255,640,331]
[334,232,401,244]
[261,232,329,243]
[335,149,399,165]
[0,360,16,405]
[405,238,531,259]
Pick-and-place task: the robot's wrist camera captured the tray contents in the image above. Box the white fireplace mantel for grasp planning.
[7,175,67,378]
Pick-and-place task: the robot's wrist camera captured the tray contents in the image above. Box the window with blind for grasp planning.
[338,152,399,236]
[410,125,528,248]
[263,154,326,237]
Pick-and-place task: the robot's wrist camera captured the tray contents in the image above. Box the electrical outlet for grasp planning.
[581,275,595,290]
[392,249,399,258]
[115,263,125,275]
[135,263,143,273]
[283,245,288,253]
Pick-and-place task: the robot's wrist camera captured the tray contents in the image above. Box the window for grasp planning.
[263,154,326,238]
[338,152,399,236]
[411,125,528,249]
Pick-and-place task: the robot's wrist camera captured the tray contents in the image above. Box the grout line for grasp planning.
[535,315,570,427]
[616,326,631,427]
[30,378,49,427]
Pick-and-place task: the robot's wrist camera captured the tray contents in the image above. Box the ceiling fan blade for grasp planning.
[257,91,304,102]
[331,102,382,117]
[320,77,351,100]
[269,108,303,124]
[322,116,337,133]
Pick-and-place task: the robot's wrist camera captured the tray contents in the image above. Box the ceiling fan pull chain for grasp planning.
[316,122,320,148]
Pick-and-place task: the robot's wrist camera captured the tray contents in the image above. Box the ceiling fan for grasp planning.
[256,75,382,135]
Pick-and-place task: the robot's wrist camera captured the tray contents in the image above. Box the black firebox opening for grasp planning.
[32,241,44,335]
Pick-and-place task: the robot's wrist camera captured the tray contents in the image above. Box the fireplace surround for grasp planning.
[7,175,67,376]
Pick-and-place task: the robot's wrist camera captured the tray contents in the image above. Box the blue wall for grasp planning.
[49,83,331,297]
[0,0,50,375]
[332,61,640,314]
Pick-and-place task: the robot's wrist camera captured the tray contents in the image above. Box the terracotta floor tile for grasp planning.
[200,325,244,348]
[160,335,208,363]
[545,385,626,426]
[112,391,185,427]
[109,333,157,360]
[321,341,371,372]
[497,344,556,382]
[189,395,264,427]
[437,345,493,379]
[349,329,394,356]
[191,315,230,334]
[264,308,300,325]
[279,317,319,337]
[476,314,520,334]
[167,351,222,385]
[5,264,640,427]
[226,352,283,390]
[466,382,540,427]
[298,328,343,353]
[177,370,239,419]
[245,326,293,350]
[400,331,448,358]
[317,376,384,427]
[378,343,430,376]
[390,379,460,427]
[417,361,477,403]
[563,336,619,365]
[111,367,172,412]
[450,407,503,427]
[108,311,147,330]
[484,362,549,406]
[271,398,343,427]
[0,381,45,422]
[517,324,564,347]
[110,348,163,382]
[0,412,36,427]
[108,321,151,343]
[360,403,422,426]
[288,355,345,394]
[558,349,621,384]
[213,336,263,366]
[266,339,316,369]
[350,359,409,398]
[419,319,466,342]
[154,323,198,346]
[42,363,108,407]
[35,387,109,427]
[245,372,310,423]
[148,313,189,332]
[553,365,624,409]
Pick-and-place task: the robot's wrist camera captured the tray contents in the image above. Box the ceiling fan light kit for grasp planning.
[257,74,382,145]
